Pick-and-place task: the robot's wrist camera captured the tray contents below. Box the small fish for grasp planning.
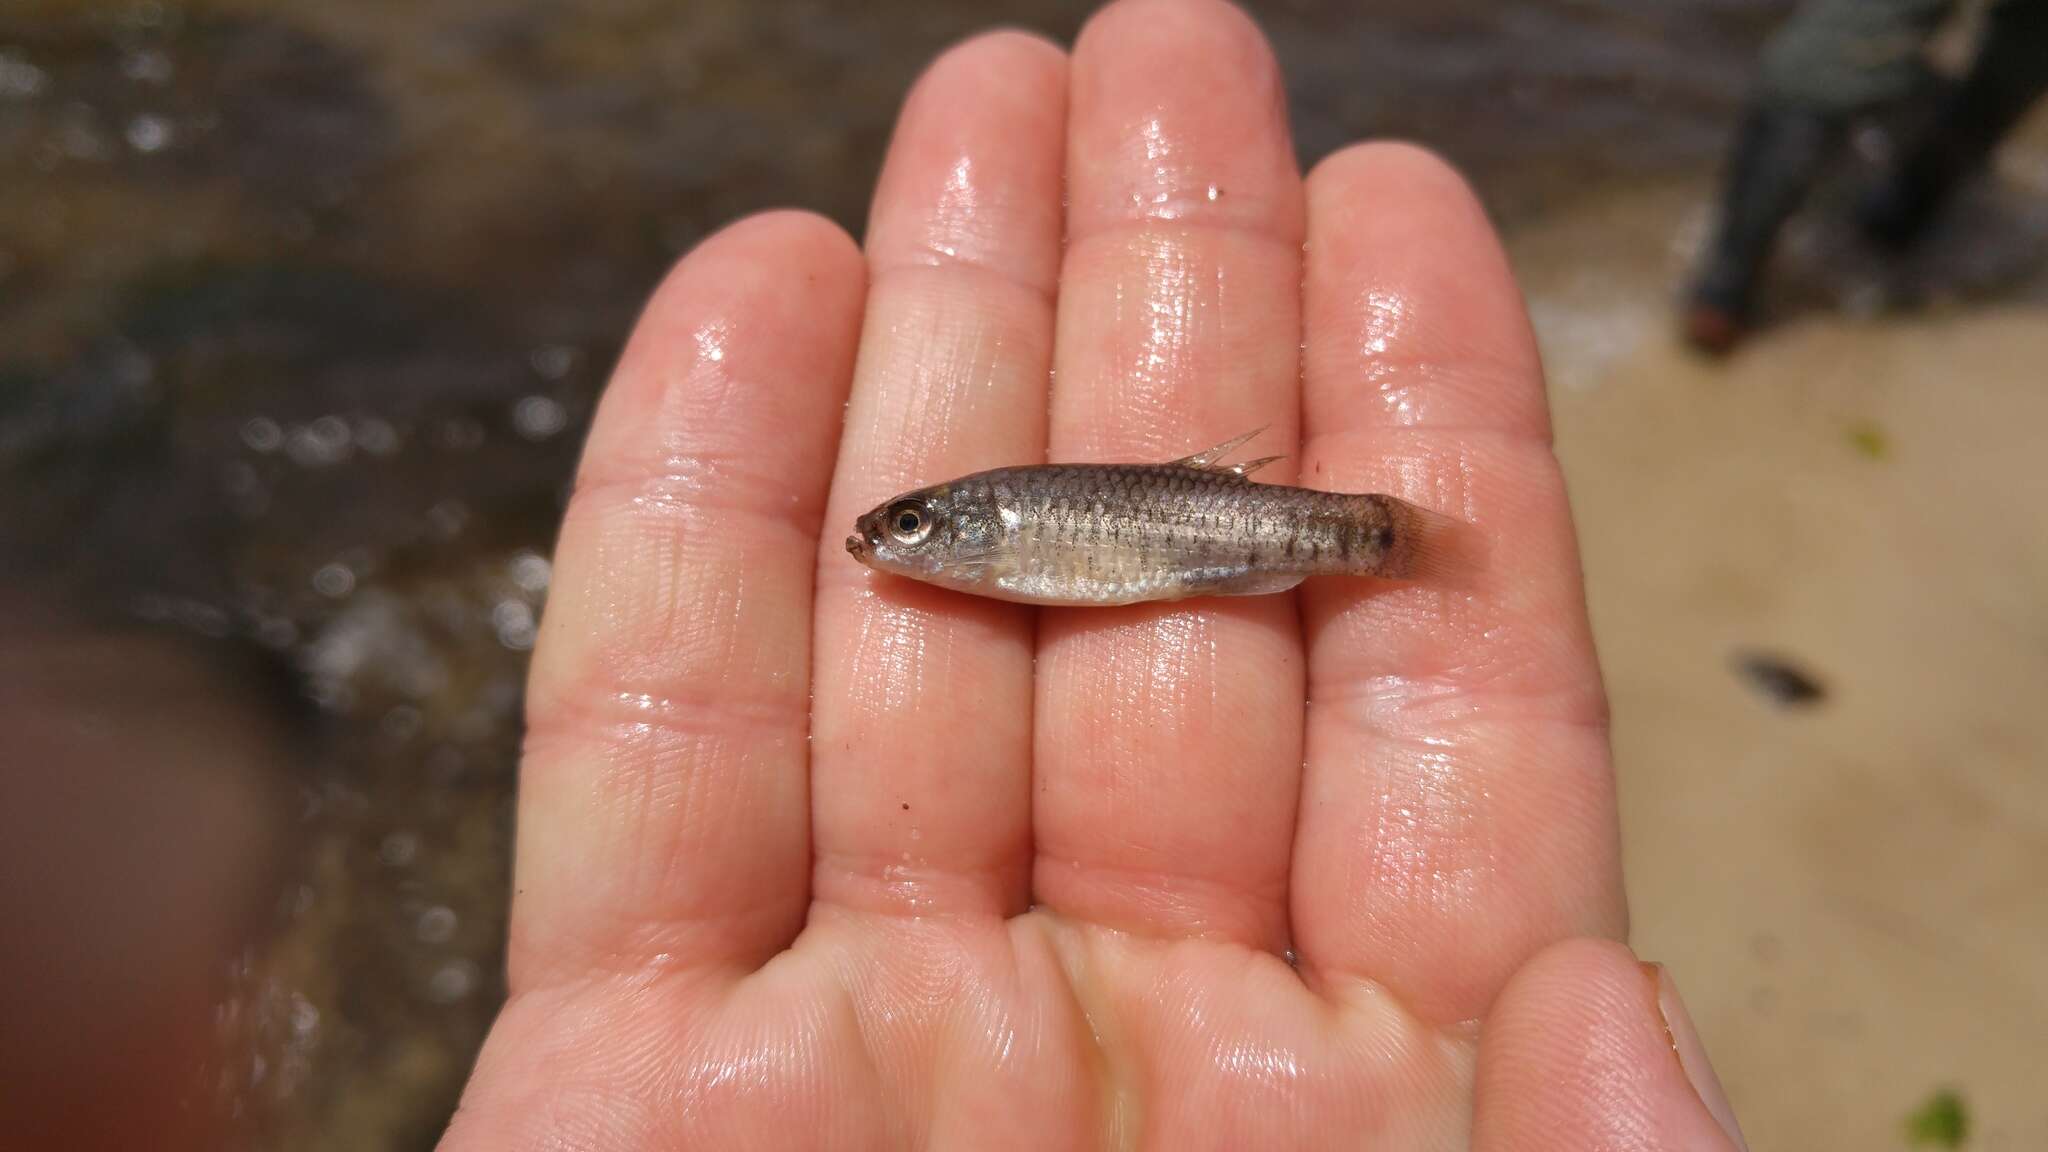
[845,429,1476,606]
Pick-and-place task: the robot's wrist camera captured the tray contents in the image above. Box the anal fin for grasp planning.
[1169,567,1305,600]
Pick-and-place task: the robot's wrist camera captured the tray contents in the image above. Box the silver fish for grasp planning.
[845,430,1473,606]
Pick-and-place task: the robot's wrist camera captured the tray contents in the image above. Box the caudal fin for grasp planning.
[1375,498,1488,585]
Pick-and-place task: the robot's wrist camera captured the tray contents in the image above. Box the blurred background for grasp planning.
[1,1,2041,1149]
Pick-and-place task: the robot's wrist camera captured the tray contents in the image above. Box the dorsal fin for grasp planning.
[1223,454,1284,478]
[1168,427,1267,471]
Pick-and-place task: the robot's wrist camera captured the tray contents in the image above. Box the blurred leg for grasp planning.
[1685,102,1843,342]
[1861,0,2048,248]
[1685,0,1955,349]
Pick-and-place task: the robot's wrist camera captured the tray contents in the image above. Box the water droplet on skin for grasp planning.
[693,322,730,363]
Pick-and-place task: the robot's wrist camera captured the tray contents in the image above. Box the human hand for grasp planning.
[442,2,1747,1148]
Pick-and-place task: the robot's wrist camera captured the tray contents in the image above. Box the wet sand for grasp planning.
[1518,121,2048,1148]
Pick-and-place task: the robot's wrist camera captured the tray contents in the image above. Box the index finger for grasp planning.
[513,213,865,987]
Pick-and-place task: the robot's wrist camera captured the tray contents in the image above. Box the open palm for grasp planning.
[443,3,1745,1148]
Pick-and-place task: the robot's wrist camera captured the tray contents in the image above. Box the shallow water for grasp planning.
[2,1,2042,1149]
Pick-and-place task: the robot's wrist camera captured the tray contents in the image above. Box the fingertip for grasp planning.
[587,208,865,476]
[1303,137,1543,440]
[688,208,865,294]
[1076,0,1268,52]
[866,26,1068,292]
[1306,140,1502,267]
[929,26,1068,78]
[1307,139,1478,211]
[1067,0,1299,239]
[1475,938,1746,1152]
[630,209,864,358]
[891,25,1069,151]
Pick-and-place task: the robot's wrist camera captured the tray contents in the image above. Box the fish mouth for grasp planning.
[844,534,865,557]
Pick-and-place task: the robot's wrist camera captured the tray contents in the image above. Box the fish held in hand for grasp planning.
[844,430,1481,607]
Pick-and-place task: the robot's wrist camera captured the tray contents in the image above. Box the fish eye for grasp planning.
[886,501,932,544]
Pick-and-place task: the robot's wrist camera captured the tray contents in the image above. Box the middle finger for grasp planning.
[811,32,1067,920]
[1033,0,1307,951]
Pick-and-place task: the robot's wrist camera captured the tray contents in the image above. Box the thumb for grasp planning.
[1473,937,1749,1152]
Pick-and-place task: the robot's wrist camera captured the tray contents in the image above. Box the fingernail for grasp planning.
[1644,962,1749,1151]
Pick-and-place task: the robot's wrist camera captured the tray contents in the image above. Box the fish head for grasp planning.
[847,483,957,579]
[846,482,1003,590]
